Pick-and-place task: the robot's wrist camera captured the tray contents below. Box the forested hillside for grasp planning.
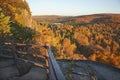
[0,0,120,69]
[33,14,120,68]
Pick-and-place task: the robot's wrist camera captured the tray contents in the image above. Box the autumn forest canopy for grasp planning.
[0,0,120,68]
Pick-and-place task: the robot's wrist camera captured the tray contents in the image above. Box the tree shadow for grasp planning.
[10,22,36,43]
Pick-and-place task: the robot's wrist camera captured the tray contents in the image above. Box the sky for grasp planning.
[27,0,120,16]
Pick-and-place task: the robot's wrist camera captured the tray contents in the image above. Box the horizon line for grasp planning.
[32,13,120,16]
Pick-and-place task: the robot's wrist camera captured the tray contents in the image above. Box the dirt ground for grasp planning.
[58,60,120,80]
[0,60,120,80]
[0,60,47,80]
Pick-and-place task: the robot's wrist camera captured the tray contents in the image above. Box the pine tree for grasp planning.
[0,8,10,42]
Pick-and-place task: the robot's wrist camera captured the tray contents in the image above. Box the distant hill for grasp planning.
[33,15,64,20]
[33,14,120,24]
[33,15,70,23]
[73,14,120,23]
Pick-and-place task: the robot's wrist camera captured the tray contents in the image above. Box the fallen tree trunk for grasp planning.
[0,54,46,69]
[4,42,43,47]
[0,49,47,59]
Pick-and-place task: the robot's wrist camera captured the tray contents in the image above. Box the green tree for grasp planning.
[11,23,35,43]
[0,8,10,43]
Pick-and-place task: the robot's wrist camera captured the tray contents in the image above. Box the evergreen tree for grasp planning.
[0,8,10,43]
